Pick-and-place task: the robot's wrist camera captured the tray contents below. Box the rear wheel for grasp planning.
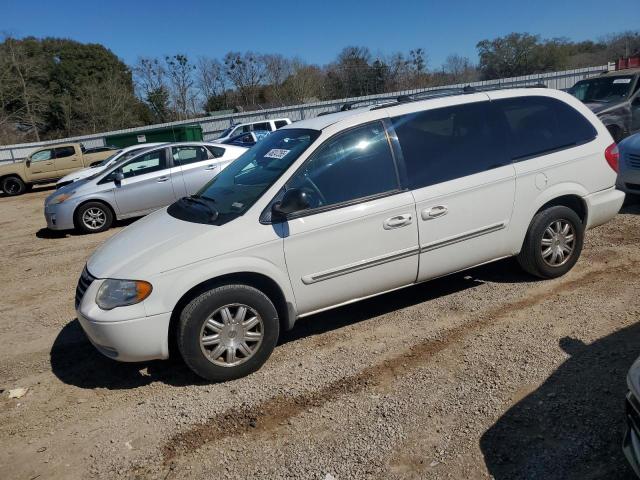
[177,284,279,382]
[517,206,584,279]
[74,201,113,233]
[1,176,26,196]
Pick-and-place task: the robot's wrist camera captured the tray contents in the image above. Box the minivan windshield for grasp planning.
[568,76,634,103]
[169,128,320,225]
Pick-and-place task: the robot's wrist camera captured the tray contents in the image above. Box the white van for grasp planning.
[75,87,624,381]
[215,118,291,142]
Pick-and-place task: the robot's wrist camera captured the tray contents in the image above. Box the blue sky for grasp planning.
[2,0,638,68]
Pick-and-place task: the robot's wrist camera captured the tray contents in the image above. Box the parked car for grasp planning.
[82,145,119,154]
[56,143,166,188]
[617,133,640,195]
[624,355,640,477]
[215,118,291,142]
[221,130,271,148]
[568,67,640,142]
[0,143,115,196]
[44,142,246,233]
[74,87,623,382]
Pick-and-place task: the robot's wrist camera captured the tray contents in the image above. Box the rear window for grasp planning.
[275,120,289,129]
[495,96,597,161]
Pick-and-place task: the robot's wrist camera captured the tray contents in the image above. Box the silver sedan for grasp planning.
[44,142,247,233]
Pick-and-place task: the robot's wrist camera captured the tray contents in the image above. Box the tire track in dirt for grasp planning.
[160,259,637,464]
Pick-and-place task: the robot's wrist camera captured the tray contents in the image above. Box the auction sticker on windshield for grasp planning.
[264,149,290,159]
[613,78,632,84]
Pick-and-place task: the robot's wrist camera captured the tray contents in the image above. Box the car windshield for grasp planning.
[92,150,123,168]
[218,126,238,138]
[569,76,634,103]
[171,128,320,225]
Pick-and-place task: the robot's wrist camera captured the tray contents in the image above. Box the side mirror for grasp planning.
[25,159,31,168]
[114,171,124,184]
[271,188,310,219]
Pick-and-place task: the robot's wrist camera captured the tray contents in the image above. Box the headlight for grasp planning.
[95,279,153,310]
[50,192,75,204]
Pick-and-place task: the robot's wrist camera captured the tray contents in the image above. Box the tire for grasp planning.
[517,205,584,279]
[74,201,113,233]
[177,284,280,382]
[1,176,26,196]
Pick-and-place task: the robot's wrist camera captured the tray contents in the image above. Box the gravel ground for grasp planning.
[1,186,639,480]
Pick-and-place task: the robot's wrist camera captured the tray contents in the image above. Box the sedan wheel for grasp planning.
[82,207,107,231]
[74,202,113,234]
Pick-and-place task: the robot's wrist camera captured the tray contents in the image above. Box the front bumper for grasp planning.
[44,202,76,231]
[76,274,171,362]
[77,310,171,362]
[624,392,640,478]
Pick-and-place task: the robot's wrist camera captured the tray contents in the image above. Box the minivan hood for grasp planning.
[87,208,214,279]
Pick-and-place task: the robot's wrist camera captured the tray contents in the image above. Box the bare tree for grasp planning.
[443,54,478,83]
[3,36,48,141]
[133,57,171,122]
[262,54,292,105]
[165,54,196,120]
[283,59,324,103]
[196,56,227,111]
[224,51,265,107]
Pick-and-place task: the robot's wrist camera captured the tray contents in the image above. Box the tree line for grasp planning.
[0,31,638,144]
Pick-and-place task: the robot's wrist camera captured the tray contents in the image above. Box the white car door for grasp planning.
[113,148,180,217]
[390,97,516,281]
[171,145,219,195]
[281,121,420,315]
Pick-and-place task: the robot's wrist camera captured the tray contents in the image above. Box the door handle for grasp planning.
[422,205,448,220]
[205,164,216,170]
[157,176,169,183]
[383,213,413,230]
[45,162,53,166]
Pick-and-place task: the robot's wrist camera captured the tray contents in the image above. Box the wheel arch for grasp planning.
[72,198,117,228]
[167,271,294,358]
[534,194,587,224]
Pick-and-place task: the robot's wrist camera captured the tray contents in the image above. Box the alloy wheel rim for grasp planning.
[199,303,264,367]
[541,219,575,267]
[82,207,106,230]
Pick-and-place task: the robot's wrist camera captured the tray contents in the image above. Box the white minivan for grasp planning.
[75,87,624,381]
[215,118,291,142]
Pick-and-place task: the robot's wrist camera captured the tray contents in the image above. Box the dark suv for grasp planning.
[569,68,640,142]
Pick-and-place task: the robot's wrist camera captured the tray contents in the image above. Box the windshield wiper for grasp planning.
[182,195,219,220]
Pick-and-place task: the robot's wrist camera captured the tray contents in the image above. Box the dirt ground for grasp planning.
[1,186,640,480]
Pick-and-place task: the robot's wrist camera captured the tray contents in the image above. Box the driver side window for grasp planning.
[31,149,53,162]
[286,122,399,210]
[121,149,167,179]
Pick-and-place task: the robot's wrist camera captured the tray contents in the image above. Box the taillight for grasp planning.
[605,143,619,173]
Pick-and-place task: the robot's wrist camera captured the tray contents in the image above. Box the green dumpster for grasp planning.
[105,124,203,148]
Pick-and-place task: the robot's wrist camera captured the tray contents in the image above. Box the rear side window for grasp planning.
[252,122,270,131]
[286,121,399,210]
[275,120,288,129]
[495,96,597,161]
[54,146,76,158]
[206,146,225,158]
[392,101,509,189]
[172,146,209,165]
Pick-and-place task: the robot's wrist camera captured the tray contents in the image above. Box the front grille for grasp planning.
[75,266,96,309]
[628,153,640,170]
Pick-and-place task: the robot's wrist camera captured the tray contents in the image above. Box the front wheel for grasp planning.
[177,285,280,382]
[517,206,584,279]
[74,201,113,233]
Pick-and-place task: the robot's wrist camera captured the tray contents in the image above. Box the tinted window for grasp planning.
[392,101,509,189]
[287,122,399,210]
[496,96,597,161]
[275,120,288,129]
[569,76,634,103]
[172,146,209,165]
[252,122,270,131]
[121,149,167,178]
[206,146,225,158]
[31,149,53,162]
[54,146,75,158]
